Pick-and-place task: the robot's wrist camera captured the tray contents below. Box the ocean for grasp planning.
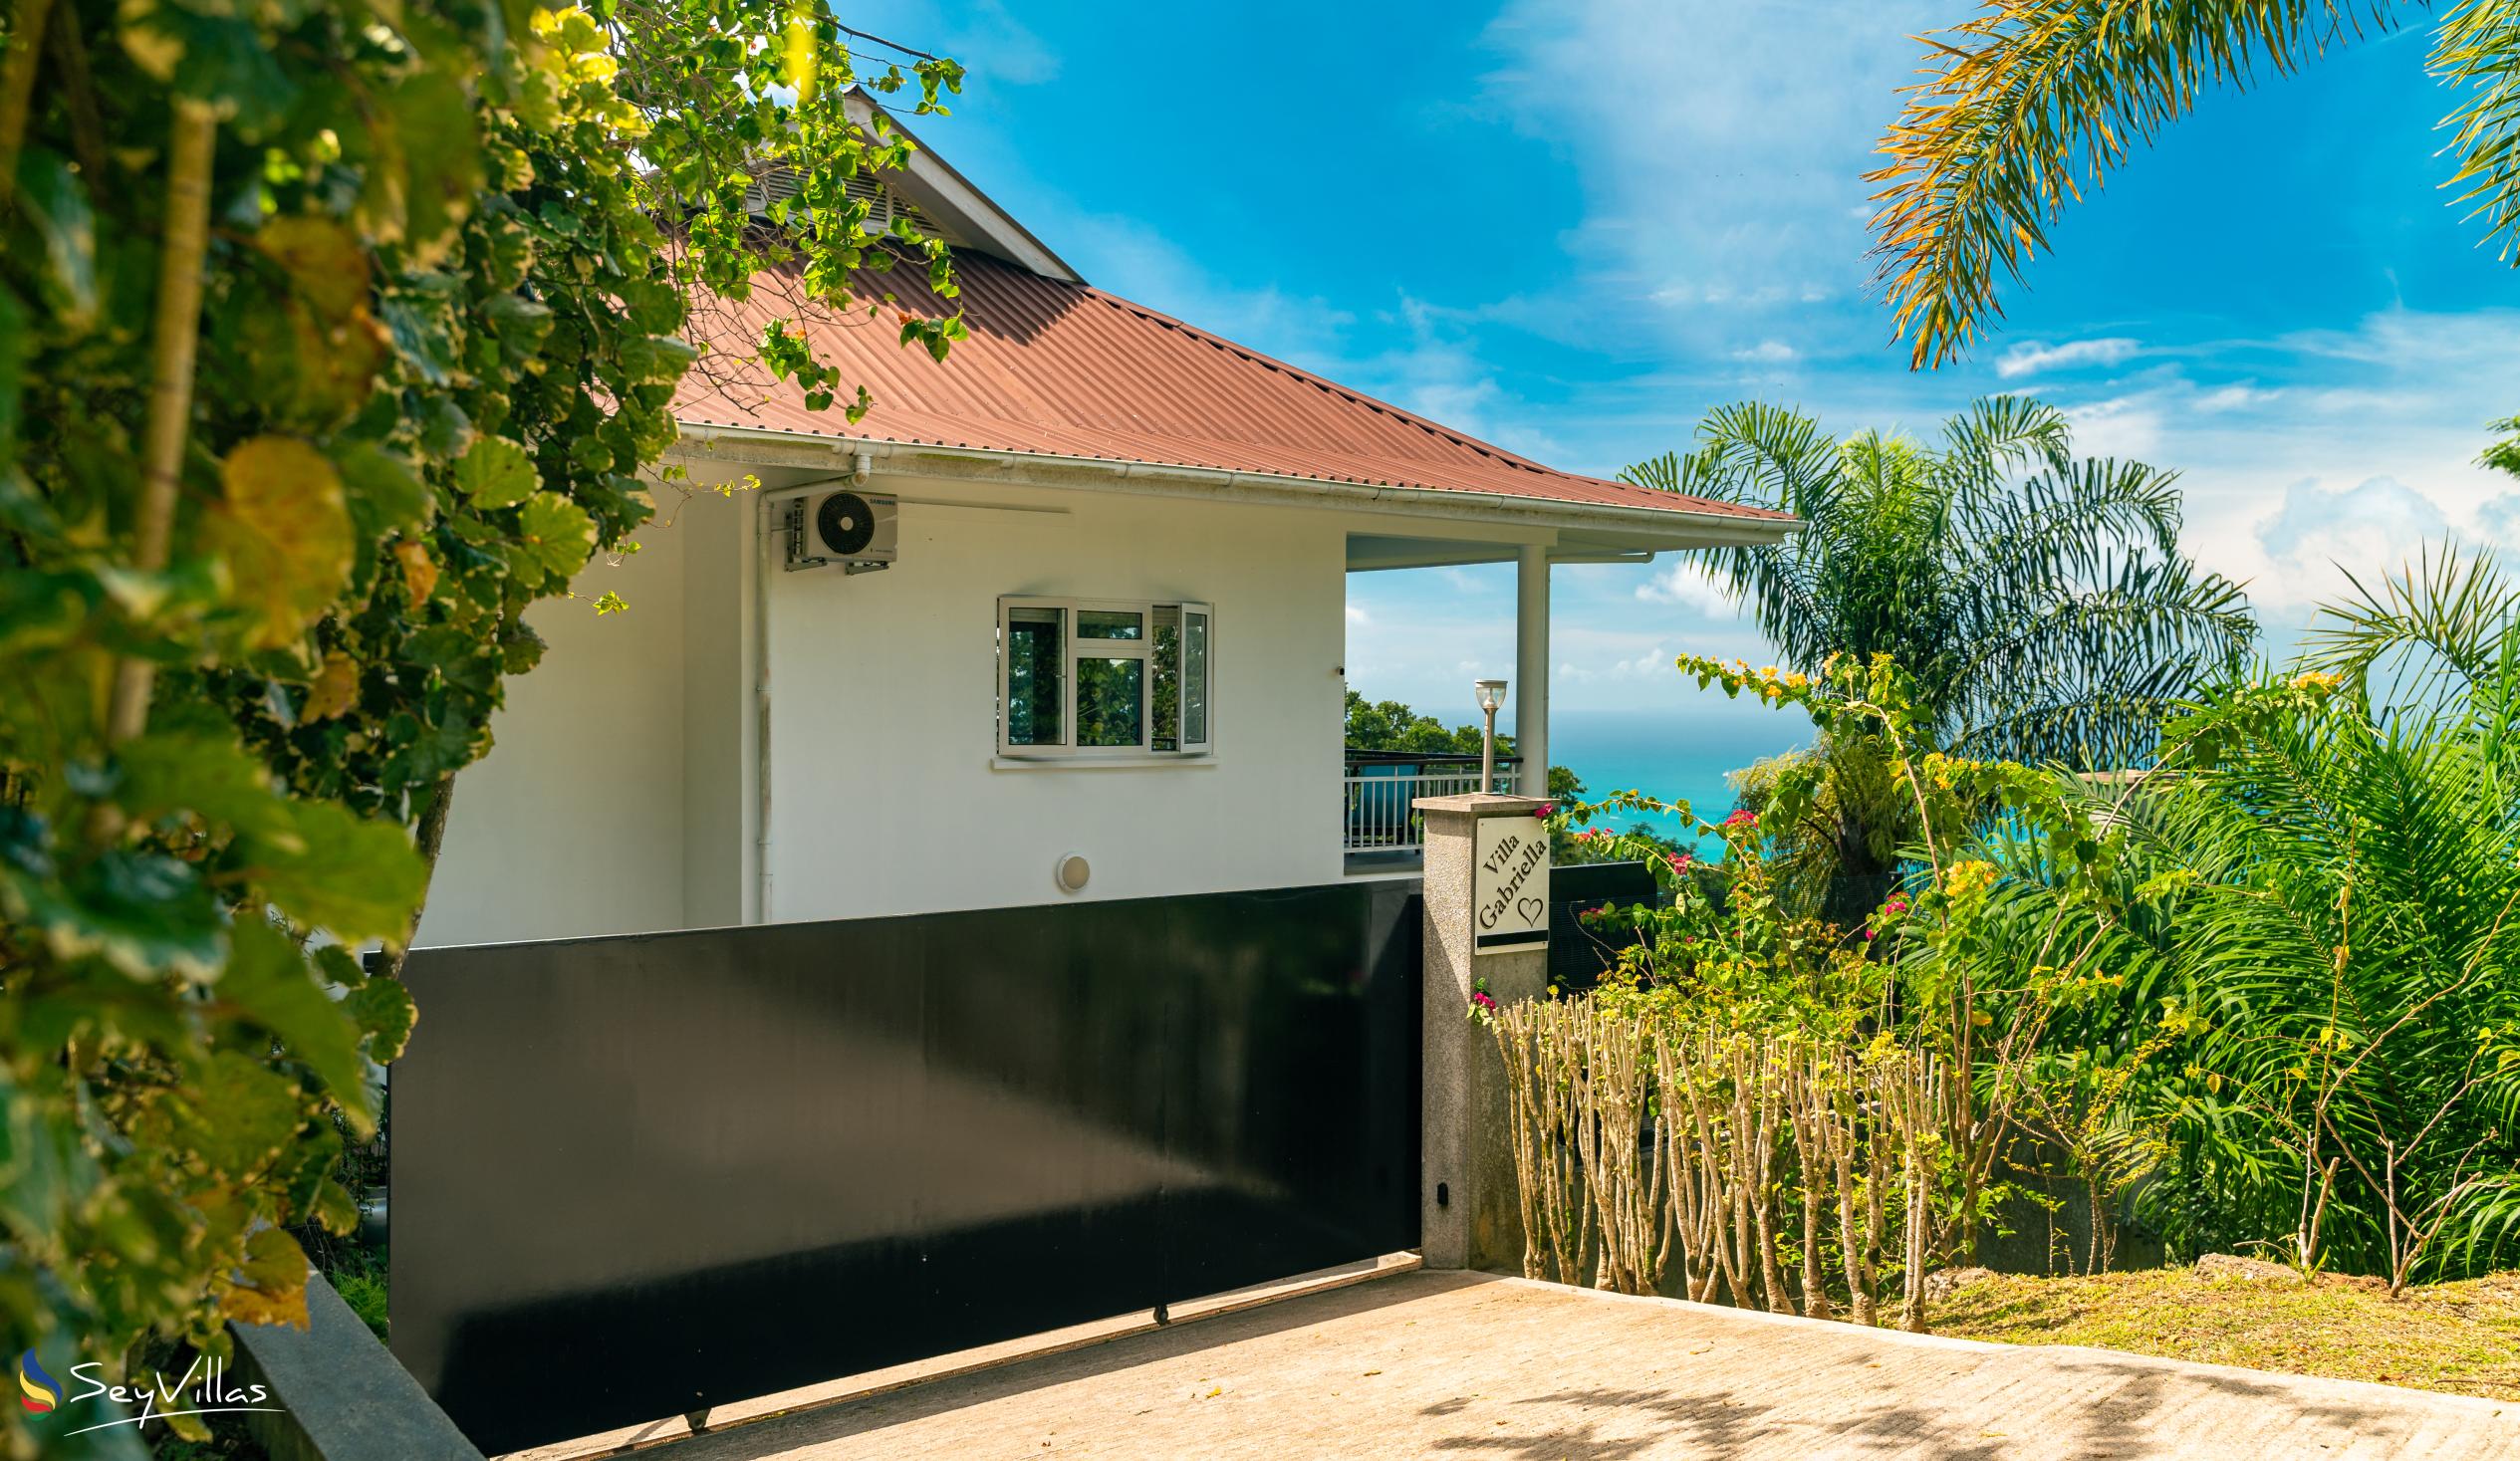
[1547,702,1817,853]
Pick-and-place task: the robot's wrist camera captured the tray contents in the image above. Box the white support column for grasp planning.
[1515,544,1549,798]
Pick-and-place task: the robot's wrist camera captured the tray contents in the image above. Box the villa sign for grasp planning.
[1471,814,1550,955]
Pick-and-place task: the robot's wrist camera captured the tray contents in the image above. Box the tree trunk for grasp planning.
[106,100,216,748]
[0,0,55,211]
[379,772,459,979]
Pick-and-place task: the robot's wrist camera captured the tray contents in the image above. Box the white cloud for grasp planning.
[1051,212,1355,370]
[2193,381,2280,413]
[1479,0,1941,356]
[2251,476,2452,610]
[1994,337,2142,379]
[1610,645,1676,679]
[2478,492,2520,545]
[2061,395,2164,459]
[1635,561,1739,613]
[1345,604,1370,625]
[1731,340,1799,364]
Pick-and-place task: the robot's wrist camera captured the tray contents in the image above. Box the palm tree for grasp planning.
[1627,396,2254,918]
[1868,1,2520,463]
[2085,546,2520,1286]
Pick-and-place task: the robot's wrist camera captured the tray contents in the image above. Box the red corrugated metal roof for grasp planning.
[674,253,1792,527]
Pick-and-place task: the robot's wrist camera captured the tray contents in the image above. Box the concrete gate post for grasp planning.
[1415,792,1552,1272]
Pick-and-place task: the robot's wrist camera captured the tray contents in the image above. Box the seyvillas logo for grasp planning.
[16,1351,280,1437]
[17,1351,61,1415]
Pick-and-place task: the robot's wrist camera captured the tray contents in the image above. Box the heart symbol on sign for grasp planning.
[1517,897,1547,925]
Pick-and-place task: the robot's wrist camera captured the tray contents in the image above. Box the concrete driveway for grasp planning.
[615,1267,2519,1460]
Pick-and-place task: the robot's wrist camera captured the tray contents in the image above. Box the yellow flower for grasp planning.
[1942,860,1999,900]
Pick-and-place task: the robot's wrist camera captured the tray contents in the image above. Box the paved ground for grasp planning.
[642,1269,2520,1460]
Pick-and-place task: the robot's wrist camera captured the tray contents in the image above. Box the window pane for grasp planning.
[1150,606,1180,752]
[1183,610,1209,745]
[1005,608,1065,747]
[1077,657,1144,747]
[1078,609,1142,640]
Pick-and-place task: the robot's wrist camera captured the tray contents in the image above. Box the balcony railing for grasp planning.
[1343,751,1520,856]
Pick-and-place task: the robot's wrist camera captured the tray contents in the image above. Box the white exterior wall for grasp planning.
[415,522,687,946]
[761,476,1350,920]
[417,469,1388,945]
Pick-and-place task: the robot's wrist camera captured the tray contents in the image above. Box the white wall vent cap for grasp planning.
[1054,854,1091,894]
[741,166,939,242]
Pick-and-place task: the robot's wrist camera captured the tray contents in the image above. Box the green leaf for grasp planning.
[616,333,698,385]
[454,435,537,509]
[220,920,378,1135]
[120,6,295,136]
[337,440,433,541]
[116,733,423,942]
[346,976,417,1064]
[514,493,595,586]
[11,148,98,327]
[484,292,555,364]
[0,847,225,981]
[251,799,426,944]
[359,70,483,265]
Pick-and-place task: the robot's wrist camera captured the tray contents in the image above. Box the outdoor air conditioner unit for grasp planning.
[784,489,897,574]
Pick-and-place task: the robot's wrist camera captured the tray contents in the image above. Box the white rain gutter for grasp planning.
[671,425,1802,548]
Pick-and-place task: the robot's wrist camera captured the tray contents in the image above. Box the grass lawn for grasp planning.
[1929,1264,2520,1401]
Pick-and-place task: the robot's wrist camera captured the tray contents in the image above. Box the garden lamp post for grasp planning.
[1475,679,1507,794]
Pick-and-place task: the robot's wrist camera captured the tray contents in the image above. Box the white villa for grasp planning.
[413,99,1796,948]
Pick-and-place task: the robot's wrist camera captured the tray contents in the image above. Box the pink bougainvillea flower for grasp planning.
[1535,805,1556,819]
[1470,989,1498,1011]
[1722,809,1759,830]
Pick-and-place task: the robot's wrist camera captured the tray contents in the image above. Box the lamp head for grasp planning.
[1474,678,1507,715]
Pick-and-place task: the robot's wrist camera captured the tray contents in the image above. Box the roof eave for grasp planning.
[845,92,1082,284]
[665,422,1804,548]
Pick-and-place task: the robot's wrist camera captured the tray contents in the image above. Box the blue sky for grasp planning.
[846,1,2520,731]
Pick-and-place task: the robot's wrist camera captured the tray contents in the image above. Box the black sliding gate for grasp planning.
[391,881,1422,1454]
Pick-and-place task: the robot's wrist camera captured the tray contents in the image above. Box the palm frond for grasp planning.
[1869,1,2397,367]
[2435,0,2520,262]
[2301,541,2519,721]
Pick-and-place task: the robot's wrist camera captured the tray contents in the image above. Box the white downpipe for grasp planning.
[753,489,778,923]
[750,458,876,923]
[1516,545,1549,799]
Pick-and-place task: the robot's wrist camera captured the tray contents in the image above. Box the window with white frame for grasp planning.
[998,597,1211,758]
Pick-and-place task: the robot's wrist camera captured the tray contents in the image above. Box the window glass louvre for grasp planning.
[1182,608,1211,749]
[1077,658,1144,747]
[1078,609,1143,639]
[1150,606,1181,752]
[1004,608,1066,747]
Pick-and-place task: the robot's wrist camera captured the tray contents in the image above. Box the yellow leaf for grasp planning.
[221,1226,312,1330]
[303,651,360,720]
[255,215,369,321]
[208,437,355,650]
[394,538,439,609]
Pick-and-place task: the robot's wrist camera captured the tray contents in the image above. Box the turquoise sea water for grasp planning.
[1548,705,1815,854]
